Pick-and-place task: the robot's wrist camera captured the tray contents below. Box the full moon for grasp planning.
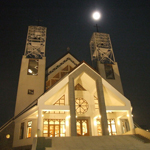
[93,12,101,20]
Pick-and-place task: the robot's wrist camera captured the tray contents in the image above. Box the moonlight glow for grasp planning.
[93,12,101,20]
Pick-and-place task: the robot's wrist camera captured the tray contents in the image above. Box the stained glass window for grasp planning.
[107,119,117,135]
[96,119,102,135]
[96,119,117,135]
[43,119,66,137]
[94,96,99,110]
[43,95,65,114]
[75,98,89,114]
[27,121,32,138]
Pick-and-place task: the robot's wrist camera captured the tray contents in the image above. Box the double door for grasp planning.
[76,119,89,136]
[43,119,65,137]
[49,125,60,137]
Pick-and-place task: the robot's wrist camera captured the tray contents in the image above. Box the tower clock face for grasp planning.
[75,98,89,115]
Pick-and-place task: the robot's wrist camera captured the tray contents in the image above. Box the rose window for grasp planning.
[75,98,89,114]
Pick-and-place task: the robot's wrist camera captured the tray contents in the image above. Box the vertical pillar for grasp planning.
[37,108,42,137]
[116,117,122,134]
[96,79,109,135]
[69,77,77,136]
[128,110,135,134]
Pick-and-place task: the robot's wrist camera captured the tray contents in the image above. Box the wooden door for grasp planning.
[76,119,89,136]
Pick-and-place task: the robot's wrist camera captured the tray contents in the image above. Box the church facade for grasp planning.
[1,26,134,149]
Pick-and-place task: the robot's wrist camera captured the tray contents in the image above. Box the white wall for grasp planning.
[15,56,46,116]
[13,118,37,147]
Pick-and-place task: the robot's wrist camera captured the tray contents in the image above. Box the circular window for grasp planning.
[75,98,89,114]
[6,134,10,139]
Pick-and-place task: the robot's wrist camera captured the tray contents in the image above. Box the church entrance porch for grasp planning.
[76,119,89,136]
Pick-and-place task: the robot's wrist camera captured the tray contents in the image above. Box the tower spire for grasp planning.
[15,26,47,116]
[89,32,124,94]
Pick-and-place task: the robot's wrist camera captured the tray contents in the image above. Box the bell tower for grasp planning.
[90,32,124,94]
[15,26,47,116]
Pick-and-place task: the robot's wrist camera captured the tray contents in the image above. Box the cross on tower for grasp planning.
[36,18,43,26]
[94,24,100,32]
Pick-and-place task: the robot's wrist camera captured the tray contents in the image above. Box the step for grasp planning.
[43,135,150,150]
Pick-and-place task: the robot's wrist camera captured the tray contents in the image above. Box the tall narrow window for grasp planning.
[121,119,130,133]
[94,96,99,110]
[27,121,32,138]
[96,119,117,135]
[108,119,117,135]
[19,122,24,139]
[96,119,102,136]
[27,59,39,75]
[104,64,115,79]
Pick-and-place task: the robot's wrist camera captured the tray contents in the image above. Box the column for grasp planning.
[96,79,109,135]
[37,108,42,137]
[68,77,77,136]
[128,110,135,134]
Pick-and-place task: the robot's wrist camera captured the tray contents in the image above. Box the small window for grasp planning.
[28,89,34,95]
[27,59,39,75]
[104,64,115,79]
[19,122,24,139]
[27,121,32,138]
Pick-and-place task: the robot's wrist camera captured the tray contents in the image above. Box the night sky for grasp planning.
[0,0,150,129]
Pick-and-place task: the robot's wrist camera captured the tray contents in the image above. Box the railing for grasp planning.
[0,117,14,132]
[134,122,141,128]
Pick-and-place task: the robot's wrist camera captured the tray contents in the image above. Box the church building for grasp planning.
[1,26,137,149]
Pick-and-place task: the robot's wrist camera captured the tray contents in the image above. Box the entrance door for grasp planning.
[121,119,130,133]
[108,119,117,135]
[76,119,89,136]
[43,119,65,137]
[49,125,60,137]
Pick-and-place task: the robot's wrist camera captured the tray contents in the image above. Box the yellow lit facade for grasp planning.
[3,26,134,148]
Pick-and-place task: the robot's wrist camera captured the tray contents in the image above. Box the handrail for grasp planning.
[0,117,14,132]
[134,122,141,128]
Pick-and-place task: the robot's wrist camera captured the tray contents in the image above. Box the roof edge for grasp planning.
[46,52,80,70]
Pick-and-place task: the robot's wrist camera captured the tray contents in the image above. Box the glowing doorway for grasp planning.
[43,119,66,137]
[76,119,89,136]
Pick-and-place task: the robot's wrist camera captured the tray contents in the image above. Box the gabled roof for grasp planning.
[14,53,132,120]
[39,61,131,109]
[13,53,80,119]
[46,52,80,73]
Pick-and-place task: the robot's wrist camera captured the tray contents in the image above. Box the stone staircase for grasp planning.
[33,135,150,150]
